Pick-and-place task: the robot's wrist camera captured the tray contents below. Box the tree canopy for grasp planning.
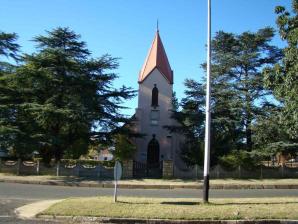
[0,31,21,153]
[169,27,283,167]
[260,0,298,156]
[0,27,136,162]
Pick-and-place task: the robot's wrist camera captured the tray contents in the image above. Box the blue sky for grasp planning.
[1,0,292,115]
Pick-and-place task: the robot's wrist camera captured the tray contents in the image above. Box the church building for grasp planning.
[133,28,183,172]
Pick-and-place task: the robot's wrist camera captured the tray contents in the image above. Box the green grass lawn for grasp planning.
[41,196,298,220]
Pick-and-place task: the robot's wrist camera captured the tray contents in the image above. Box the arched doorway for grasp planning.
[133,135,162,178]
[147,135,160,165]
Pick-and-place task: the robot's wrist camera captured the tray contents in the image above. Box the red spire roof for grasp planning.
[138,31,173,84]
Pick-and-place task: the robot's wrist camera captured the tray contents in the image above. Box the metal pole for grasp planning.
[36,160,40,175]
[17,158,21,175]
[114,165,118,203]
[56,161,60,177]
[203,0,211,203]
[114,179,118,202]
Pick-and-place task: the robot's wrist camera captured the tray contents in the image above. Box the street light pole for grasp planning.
[203,0,211,203]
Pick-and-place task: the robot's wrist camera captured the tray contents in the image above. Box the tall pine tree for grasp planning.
[0,31,21,155]
[210,28,282,151]
[169,28,281,166]
[2,27,135,162]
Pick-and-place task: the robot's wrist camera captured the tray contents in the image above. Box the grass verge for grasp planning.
[41,196,298,220]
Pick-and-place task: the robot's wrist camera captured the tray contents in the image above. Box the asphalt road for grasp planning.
[1,182,298,200]
[1,182,298,223]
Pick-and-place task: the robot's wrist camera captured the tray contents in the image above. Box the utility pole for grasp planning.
[203,0,211,203]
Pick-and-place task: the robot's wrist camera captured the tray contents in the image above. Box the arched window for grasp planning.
[151,84,158,107]
[147,134,160,165]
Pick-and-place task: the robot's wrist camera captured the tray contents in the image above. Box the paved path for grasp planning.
[1,182,298,223]
[0,198,63,224]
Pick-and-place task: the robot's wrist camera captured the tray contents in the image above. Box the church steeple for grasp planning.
[138,30,173,84]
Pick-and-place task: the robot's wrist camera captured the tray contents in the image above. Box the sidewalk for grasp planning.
[1,173,298,189]
[15,199,62,219]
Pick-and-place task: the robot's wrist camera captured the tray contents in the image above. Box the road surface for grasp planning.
[1,182,298,223]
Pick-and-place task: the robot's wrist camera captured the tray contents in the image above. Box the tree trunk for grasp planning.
[246,118,252,151]
[52,124,62,162]
[54,145,62,162]
[244,69,253,151]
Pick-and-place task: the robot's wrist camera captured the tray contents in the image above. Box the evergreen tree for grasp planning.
[0,31,20,63]
[113,134,136,161]
[170,79,205,166]
[253,103,297,159]
[171,78,241,166]
[171,91,179,112]
[1,27,135,162]
[210,28,282,151]
[169,28,281,166]
[261,0,298,155]
[0,31,21,154]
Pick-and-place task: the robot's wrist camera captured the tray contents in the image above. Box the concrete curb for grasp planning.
[1,178,298,189]
[37,215,298,224]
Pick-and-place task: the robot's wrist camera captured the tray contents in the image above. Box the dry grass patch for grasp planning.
[41,197,298,220]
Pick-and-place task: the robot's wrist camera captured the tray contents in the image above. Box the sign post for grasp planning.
[113,161,122,203]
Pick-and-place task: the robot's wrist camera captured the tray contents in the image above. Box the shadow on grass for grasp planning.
[161,201,200,205]
[139,201,298,206]
[116,201,155,205]
[208,201,298,206]
[115,200,202,205]
[115,200,201,206]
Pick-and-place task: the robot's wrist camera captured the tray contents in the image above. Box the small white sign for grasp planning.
[114,161,122,181]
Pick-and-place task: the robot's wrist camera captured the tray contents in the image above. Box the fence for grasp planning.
[1,158,298,179]
[0,159,114,179]
[173,164,298,179]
